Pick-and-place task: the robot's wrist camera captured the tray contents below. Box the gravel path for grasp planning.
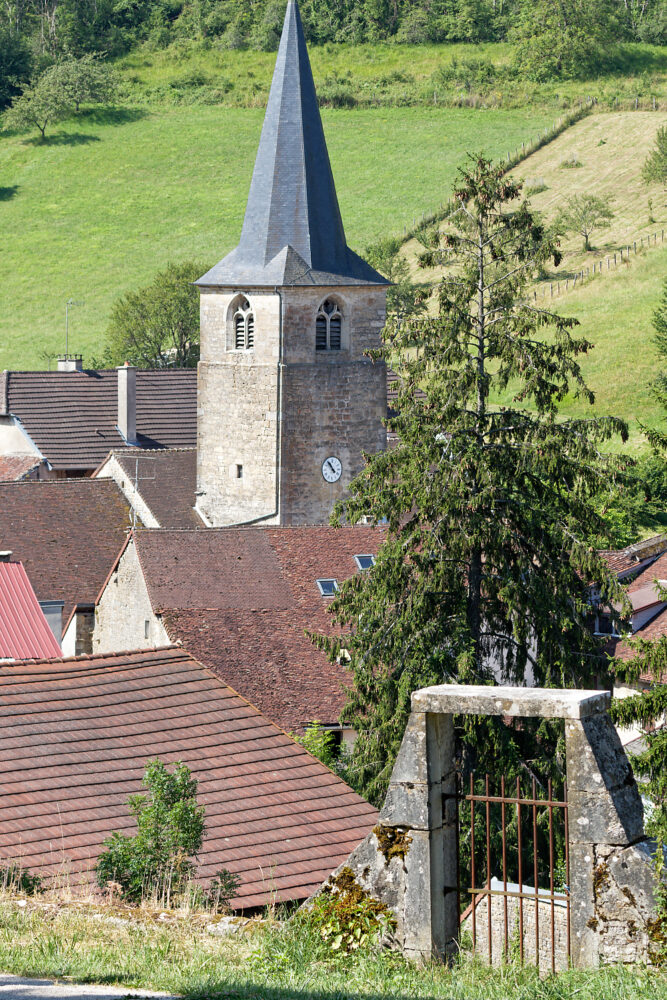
[0,976,173,1000]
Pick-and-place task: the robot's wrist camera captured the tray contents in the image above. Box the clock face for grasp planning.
[322,456,342,483]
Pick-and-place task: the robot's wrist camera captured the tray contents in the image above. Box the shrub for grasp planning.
[560,153,583,168]
[305,867,396,954]
[95,758,238,909]
[0,862,42,895]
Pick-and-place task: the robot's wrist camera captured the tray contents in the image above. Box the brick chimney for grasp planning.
[57,355,83,372]
[117,363,137,444]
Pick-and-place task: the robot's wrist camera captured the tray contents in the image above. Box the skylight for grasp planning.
[354,554,375,571]
[316,579,338,597]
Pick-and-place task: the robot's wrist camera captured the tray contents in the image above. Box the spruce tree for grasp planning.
[611,278,667,842]
[315,156,628,806]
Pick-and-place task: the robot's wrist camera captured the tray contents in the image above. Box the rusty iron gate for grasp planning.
[455,774,571,971]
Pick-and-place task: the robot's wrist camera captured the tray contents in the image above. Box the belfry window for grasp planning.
[233,297,255,351]
[316,299,342,351]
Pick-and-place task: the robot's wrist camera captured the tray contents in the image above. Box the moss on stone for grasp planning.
[373,825,412,865]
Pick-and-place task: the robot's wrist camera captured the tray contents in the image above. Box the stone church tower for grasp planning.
[195,0,388,527]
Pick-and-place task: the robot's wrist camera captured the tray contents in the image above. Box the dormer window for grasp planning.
[316,579,339,597]
[233,297,255,351]
[316,299,342,352]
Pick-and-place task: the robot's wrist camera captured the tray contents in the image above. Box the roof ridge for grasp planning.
[4,644,182,669]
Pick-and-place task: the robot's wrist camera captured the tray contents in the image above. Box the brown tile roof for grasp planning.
[2,370,197,470]
[0,647,376,908]
[0,480,130,628]
[0,456,41,482]
[0,562,62,660]
[102,447,201,529]
[627,551,667,594]
[134,526,384,732]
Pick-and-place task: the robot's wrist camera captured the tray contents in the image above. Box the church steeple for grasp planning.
[197,0,387,288]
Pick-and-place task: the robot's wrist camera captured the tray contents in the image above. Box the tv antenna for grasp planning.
[130,455,157,530]
[65,299,85,356]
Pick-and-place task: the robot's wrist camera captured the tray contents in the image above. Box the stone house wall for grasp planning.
[92,538,168,654]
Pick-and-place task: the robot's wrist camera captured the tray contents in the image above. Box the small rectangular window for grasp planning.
[144,620,150,639]
[236,464,243,479]
[354,554,375,570]
[316,579,338,597]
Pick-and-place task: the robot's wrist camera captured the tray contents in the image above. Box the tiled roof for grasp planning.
[0,480,130,628]
[627,551,667,593]
[607,607,667,680]
[135,526,384,732]
[0,562,61,660]
[2,370,197,470]
[0,647,377,907]
[100,447,201,529]
[0,456,41,482]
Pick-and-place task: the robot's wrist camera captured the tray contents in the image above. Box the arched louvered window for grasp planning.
[316,299,342,352]
[232,296,255,351]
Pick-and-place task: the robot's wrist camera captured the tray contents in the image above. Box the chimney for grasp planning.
[117,363,137,444]
[57,355,83,372]
[0,551,12,562]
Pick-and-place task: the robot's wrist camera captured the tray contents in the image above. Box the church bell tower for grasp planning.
[195,0,388,527]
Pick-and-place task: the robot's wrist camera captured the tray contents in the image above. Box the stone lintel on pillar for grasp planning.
[412,684,610,720]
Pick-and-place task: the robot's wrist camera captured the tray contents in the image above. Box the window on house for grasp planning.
[316,299,342,352]
[233,296,255,351]
[316,579,339,597]
[354,554,375,571]
[593,612,620,637]
[236,464,243,479]
[144,620,150,639]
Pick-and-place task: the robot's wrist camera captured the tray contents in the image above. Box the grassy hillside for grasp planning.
[402,112,667,450]
[0,104,551,370]
[116,39,667,112]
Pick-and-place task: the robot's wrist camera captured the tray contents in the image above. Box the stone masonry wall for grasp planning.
[92,539,169,654]
[328,686,666,968]
[196,285,387,527]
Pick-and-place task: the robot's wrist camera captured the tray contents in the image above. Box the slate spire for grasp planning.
[197,0,387,288]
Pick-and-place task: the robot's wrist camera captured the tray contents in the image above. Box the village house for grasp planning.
[92,526,383,738]
[0,364,196,480]
[0,479,131,654]
[0,646,377,908]
[0,557,62,661]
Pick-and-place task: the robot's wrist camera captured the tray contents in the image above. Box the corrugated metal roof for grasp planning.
[0,562,61,660]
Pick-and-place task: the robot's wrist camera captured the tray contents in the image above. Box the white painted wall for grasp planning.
[0,416,41,456]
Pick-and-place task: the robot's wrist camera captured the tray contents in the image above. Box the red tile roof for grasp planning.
[0,480,131,628]
[0,456,41,482]
[0,562,61,660]
[0,647,376,908]
[1,370,197,470]
[134,526,384,732]
[627,551,667,594]
[96,447,202,529]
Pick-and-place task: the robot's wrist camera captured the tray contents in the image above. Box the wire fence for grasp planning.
[533,228,666,302]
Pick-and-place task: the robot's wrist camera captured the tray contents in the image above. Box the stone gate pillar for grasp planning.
[325,684,662,967]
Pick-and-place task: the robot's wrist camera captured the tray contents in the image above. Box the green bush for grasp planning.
[0,862,42,895]
[95,758,237,909]
[305,867,396,954]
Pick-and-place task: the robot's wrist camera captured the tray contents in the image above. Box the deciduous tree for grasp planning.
[314,156,627,806]
[98,260,205,369]
[555,193,615,252]
[642,125,667,189]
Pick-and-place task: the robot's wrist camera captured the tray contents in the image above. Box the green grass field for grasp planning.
[0,105,551,369]
[0,896,664,1000]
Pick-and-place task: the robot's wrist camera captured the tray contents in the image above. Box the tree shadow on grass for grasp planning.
[78,106,149,127]
[0,185,18,201]
[23,131,101,147]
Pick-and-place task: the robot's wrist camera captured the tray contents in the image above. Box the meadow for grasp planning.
[0,896,664,1000]
[0,104,552,369]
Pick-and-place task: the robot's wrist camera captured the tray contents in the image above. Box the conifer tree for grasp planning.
[611,278,667,843]
[315,156,628,806]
